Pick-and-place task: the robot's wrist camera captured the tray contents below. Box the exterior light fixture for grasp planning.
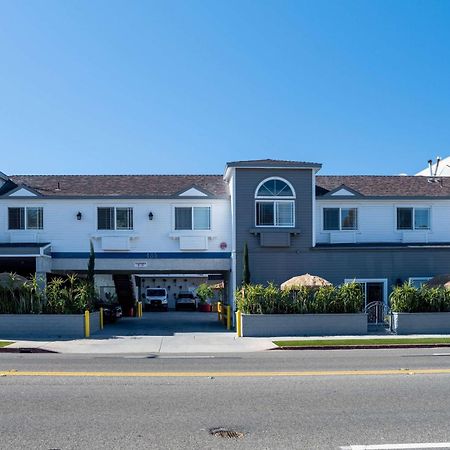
[76,212,82,221]
[148,212,154,220]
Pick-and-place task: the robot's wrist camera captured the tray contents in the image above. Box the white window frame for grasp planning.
[254,177,296,228]
[396,206,431,231]
[255,200,295,228]
[97,206,134,231]
[8,206,44,230]
[408,277,432,288]
[322,207,358,231]
[173,205,212,231]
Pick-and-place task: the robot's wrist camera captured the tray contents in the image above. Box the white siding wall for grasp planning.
[316,199,450,244]
[0,198,231,253]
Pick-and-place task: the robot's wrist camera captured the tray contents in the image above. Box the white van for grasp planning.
[145,288,168,311]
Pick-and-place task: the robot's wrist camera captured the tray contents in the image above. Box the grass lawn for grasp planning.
[273,337,450,347]
[0,342,12,348]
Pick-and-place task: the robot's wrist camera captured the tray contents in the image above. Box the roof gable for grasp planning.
[3,185,41,198]
[177,186,210,197]
[323,185,363,198]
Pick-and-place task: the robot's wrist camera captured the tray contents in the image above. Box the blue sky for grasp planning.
[1,0,449,175]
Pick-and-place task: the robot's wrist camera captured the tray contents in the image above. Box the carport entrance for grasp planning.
[135,273,225,310]
[101,311,227,337]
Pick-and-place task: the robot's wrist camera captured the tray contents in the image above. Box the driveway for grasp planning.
[100,311,227,337]
[7,311,274,354]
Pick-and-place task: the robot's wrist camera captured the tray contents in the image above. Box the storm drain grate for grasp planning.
[210,428,244,439]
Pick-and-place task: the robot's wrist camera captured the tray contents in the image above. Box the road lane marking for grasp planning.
[2,368,450,377]
[341,443,450,449]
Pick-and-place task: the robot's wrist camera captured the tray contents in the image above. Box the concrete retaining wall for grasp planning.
[241,313,368,337]
[0,311,100,339]
[392,312,450,334]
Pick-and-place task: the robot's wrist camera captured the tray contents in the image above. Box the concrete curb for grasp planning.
[273,344,450,350]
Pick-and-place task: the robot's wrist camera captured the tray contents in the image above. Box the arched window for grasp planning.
[255,178,295,227]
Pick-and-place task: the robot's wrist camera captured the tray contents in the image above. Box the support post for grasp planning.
[217,302,222,321]
[227,305,231,330]
[100,307,104,330]
[236,310,242,337]
[84,311,90,338]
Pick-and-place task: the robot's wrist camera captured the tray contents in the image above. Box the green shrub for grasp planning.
[236,282,363,314]
[390,282,450,313]
[0,272,95,314]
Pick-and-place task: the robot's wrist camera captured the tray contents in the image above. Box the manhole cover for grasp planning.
[210,428,244,439]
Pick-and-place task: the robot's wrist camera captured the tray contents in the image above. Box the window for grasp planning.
[397,207,430,230]
[97,207,133,230]
[323,208,357,231]
[8,207,43,230]
[408,277,432,288]
[174,207,211,230]
[255,178,295,227]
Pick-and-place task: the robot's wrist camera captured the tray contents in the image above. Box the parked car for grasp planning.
[175,291,197,311]
[95,300,123,323]
[145,288,169,311]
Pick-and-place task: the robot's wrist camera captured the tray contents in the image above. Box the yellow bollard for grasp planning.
[84,310,90,338]
[139,302,143,318]
[227,305,231,330]
[100,307,104,330]
[217,302,222,321]
[236,310,242,337]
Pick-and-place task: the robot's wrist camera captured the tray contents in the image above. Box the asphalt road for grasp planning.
[2,349,450,449]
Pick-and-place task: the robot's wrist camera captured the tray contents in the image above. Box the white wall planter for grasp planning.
[392,312,450,335]
[240,313,368,337]
[0,311,100,339]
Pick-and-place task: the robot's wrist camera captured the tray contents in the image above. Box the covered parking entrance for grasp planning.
[135,273,224,310]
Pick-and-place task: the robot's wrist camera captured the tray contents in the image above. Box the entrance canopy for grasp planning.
[0,243,52,276]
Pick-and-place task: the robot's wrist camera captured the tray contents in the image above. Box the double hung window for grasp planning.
[255,178,295,227]
[8,207,43,230]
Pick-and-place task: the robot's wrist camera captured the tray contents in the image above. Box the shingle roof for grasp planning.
[316,175,450,197]
[3,173,450,198]
[6,175,228,198]
[226,159,322,168]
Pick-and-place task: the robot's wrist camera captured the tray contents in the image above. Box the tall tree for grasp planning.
[242,242,250,285]
[87,240,95,288]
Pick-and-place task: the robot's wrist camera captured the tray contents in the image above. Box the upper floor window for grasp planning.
[255,178,295,227]
[98,207,133,230]
[8,207,43,230]
[397,207,430,230]
[175,206,211,230]
[323,208,357,231]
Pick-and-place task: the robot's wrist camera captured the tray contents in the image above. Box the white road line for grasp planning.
[341,443,450,449]
[432,353,450,356]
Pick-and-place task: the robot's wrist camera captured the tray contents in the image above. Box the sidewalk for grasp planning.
[6,333,450,354]
[6,334,274,353]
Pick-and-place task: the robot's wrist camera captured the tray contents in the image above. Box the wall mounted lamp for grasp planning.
[76,212,82,221]
[148,212,154,221]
